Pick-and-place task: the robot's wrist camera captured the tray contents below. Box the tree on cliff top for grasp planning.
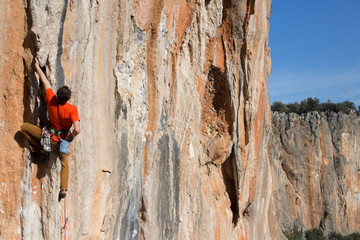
[271,98,359,115]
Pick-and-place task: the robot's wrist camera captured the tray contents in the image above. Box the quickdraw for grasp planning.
[40,127,52,152]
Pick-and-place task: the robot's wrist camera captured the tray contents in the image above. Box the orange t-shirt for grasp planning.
[46,89,80,130]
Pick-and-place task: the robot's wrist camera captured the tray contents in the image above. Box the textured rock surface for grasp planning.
[271,111,360,236]
[0,0,274,239]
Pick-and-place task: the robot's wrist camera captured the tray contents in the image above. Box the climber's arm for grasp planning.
[34,58,51,91]
[67,120,80,142]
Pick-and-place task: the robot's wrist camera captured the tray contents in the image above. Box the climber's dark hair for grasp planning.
[57,86,71,105]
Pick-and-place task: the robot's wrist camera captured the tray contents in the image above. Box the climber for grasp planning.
[20,57,80,200]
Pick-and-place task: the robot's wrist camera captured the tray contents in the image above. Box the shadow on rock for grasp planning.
[15,130,54,180]
[14,130,27,148]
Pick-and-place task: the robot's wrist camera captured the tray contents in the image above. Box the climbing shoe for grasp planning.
[58,189,67,200]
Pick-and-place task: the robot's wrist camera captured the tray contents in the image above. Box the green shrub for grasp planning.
[272,101,288,113]
[300,97,320,114]
[285,226,303,240]
[329,232,345,240]
[346,233,360,240]
[271,98,359,115]
[285,227,360,240]
[286,102,301,113]
[305,228,326,240]
[329,232,360,240]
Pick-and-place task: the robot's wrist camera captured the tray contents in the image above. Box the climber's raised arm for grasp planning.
[34,58,51,91]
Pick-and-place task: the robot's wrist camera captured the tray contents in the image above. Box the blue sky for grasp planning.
[269,0,360,107]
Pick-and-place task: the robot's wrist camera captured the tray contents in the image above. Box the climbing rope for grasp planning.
[61,198,68,240]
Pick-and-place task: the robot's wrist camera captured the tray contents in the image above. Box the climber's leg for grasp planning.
[59,152,69,191]
[20,123,43,152]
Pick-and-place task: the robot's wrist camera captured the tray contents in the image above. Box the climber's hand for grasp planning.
[34,57,42,73]
[34,57,51,91]
[34,57,39,66]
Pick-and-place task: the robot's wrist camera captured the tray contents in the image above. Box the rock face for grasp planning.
[271,111,360,236]
[2,0,360,239]
[1,0,274,239]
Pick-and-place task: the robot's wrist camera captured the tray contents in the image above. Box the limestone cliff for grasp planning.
[0,0,273,239]
[271,111,360,236]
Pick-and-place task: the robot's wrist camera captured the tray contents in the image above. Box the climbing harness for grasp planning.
[61,198,69,240]
[47,127,71,154]
[49,128,71,142]
[50,128,70,139]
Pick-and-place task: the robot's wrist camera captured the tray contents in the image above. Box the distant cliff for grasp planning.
[271,111,360,236]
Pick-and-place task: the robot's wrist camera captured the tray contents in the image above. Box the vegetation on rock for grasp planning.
[328,232,360,240]
[271,97,359,114]
[305,228,326,240]
[284,228,360,240]
[284,226,303,240]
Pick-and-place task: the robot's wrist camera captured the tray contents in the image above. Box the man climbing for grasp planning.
[20,58,80,200]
